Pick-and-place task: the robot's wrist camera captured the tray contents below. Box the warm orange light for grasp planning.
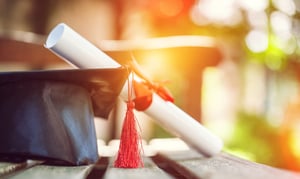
[158,0,184,17]
[281,99,300,171]
[146,0,194,20]
[137,51,172,79]
[289,132,300,159]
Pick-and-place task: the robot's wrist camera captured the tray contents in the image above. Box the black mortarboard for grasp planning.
[0,68,128,165]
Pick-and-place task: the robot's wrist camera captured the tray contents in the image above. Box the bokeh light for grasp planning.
[246,11,268,29]
[272,0,296,16]
[245,29,268,53]
[191,0,242,26]
[271,11,293,40]
[238,0,269,12]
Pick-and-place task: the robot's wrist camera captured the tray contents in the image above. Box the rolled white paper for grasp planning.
[45,23,120,69]
[45,23,223,156]
[147,95,223,156]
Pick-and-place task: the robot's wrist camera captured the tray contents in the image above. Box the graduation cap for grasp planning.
[0,68,128,165]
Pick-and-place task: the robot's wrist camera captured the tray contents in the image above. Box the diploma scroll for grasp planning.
[45,23,223,157]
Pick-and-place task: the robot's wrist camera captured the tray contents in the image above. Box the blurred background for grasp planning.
[1,0,300,172]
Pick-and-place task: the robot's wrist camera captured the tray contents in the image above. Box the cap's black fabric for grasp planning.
[0,68,128,118]
[0,68,128,165]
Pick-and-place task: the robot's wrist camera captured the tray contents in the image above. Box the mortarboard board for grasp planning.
[0,67,128,165]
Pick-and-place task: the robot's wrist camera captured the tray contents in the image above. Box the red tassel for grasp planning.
[114,74,144,168]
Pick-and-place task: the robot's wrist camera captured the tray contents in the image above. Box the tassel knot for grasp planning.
[127,101,135,110]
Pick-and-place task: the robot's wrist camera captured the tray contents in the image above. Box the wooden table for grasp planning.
[1,140,300,179]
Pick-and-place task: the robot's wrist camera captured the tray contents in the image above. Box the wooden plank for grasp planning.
[0,161,27,177]
[158,150,300,179]
[103,157,174,179]
[86,157,109,179]
[8,164,94,179]
[0,160,43,179]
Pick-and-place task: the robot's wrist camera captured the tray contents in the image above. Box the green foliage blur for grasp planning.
[226,112,284,168]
